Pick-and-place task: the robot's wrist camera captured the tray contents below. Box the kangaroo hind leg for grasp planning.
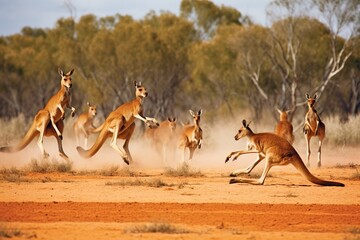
[110,120,129,165]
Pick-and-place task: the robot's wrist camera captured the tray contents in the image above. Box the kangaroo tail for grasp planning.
[292,157,344,187]
[77,127,109,158]
[0,122,38,153]
[92,122,105,133]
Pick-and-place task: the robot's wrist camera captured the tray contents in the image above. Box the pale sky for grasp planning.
[0,0,272,36]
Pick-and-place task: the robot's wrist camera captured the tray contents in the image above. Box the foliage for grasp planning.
[0,0,359,126]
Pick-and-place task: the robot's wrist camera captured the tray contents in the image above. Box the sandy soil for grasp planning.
[0,138,359,239]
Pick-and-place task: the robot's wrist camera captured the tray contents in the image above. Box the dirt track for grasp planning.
[1,144,360,239]
[1,202,360,233]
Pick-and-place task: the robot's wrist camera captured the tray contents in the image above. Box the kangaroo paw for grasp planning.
[59,152,69,160]
[59,135,63,140]
[122,156,130,165]
[43,152,50,159]
[229,178,238,184]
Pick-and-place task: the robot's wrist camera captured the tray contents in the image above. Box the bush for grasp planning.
[0,114,29,146]
[26,158,72,173]
[324,115,360,146]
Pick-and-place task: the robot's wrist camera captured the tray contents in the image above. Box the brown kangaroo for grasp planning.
[76,81,159,165]
[73,102,97,149]
[0,68,75,159]
[145,117,177,163]
[274,108,294,144]
[178,109,203,162]
[303,94,325,168]
[225,120,344,187]
[44,68,76,139]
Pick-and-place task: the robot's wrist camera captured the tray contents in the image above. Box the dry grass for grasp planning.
[105,178,187,188]
[124,223,191,234]
[76,166,138,177]
[335,163,360,180]
[26,158,73,173]
[325,115,360,147]
[0,226,23,238]
[0,114,29,146]
[164,164,204,177]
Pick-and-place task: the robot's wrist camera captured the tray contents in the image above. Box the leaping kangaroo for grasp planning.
[76,81,159,165]
[73,102,97,149]
[0,68,76,159]
[225,120,344,187]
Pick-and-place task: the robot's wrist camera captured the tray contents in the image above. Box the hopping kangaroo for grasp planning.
[145,117,177,163]
[0,68,75,159]
[303,94,325,168]
[76,81,159,165]
[45,68,76,139]
[225,120,344,187]
[73,102,97,149]
[274,109,294,144]
[179,109,203,162]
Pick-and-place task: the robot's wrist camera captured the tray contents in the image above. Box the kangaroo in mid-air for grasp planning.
[0,68,76,159]
[77,81,159,165]
[225,120,344,187]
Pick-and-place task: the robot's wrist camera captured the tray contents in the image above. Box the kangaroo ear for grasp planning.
[168,117,171,122]
[67,69,74,76]
[306,93,310,99]
[313,94,317,99]
[247,121,252,128]
[58,68,64,76]
[189,110,195,117]
[276,108,282,114]
[242,119,247,127]
[87,102,90,107]
[173,117,176,122]
[198,109,203,116]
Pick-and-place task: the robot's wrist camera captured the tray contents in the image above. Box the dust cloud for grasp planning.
[0,116,357,172]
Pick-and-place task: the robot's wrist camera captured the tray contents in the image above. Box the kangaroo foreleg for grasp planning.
[225,149,259,163]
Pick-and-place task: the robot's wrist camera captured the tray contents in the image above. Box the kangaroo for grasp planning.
[178,109,203,162]
[145,117,177,163]
[44,68,76,139]
[0,110,69,159]
[274,108,294,144]
[225,120,343,187]
[0,68,75,159]
[76,81,159,165]
[73,102,97,149]
[303,94,325,168]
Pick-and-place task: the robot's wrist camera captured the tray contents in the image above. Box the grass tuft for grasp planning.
[125,223,191,234]
[26,158,72,173]
[164,164,204,177]
[0,226,23,238]
[106,178,186,188]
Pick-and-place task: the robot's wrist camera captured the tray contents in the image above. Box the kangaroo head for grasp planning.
[134,81,148,98]
[87,102,97,117]
[58,68,74,89]
[167,117,177,132]
[305,93,317,108]
[277,108,290,121]
[235,120,252,140]
[189,109,202,125]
